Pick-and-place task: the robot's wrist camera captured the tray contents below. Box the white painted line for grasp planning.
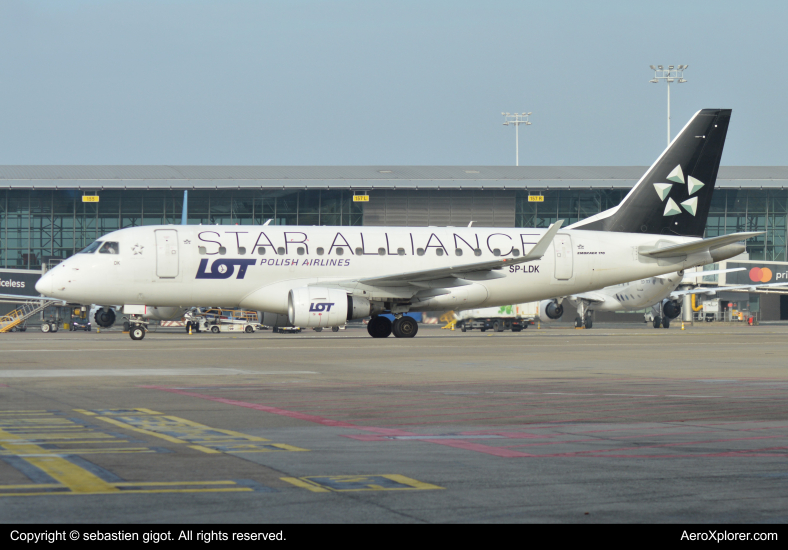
[0,369,318,378]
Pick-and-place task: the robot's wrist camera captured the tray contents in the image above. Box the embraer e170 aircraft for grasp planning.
[35,109,759,340]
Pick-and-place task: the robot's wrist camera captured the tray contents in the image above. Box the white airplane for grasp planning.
[538,268,788,329]
[35,109,760,341]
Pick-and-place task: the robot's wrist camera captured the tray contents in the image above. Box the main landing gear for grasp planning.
[574,301,593,329]
[367,315,419,338]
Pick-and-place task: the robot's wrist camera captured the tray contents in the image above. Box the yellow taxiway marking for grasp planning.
[282,474,444,493]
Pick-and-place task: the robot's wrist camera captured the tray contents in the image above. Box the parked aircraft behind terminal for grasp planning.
[538,268,788,329]
[35,109,760,341]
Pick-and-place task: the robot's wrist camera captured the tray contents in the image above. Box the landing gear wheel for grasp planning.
[392,316,419,338]
[50,323,58,333]
[367,316,392,338]
[129,326,145,340]
[332,326,340,332]
[585,317,593,329]
[662,317,670,329]
[185,323,191,333]
[313,327,323,333]
[123,321,130,332]
[461,326,467,332]
[653,316,662,329]
[211,325,220,333]
[40,323,50,333]
[575,316,583,328]
[245,325,254,333]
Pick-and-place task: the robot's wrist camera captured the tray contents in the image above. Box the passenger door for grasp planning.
[554,234,573,280]
[155,229,179,278]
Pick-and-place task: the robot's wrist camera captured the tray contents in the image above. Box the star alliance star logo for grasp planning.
[653,165,704,217]
[132,244,144,255]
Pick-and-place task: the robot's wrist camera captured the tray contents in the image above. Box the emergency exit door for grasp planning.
[155,229,179,278]
[554,234,573,280]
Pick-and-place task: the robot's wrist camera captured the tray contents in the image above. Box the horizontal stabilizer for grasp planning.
[639,232,762,259]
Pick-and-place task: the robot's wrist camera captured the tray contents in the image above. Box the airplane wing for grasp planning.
[565,292,608,304]
[639,232,762,259]
[670,281,788,298]
[323,220,564,289]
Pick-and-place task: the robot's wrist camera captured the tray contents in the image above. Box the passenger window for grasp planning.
[455,249,463,256]
[436,248,444,256]
[416,248,425,256]
[492,248,501,257]
[397,248,405,256]
[257,247,266,255]
[378,248,386,256]
[355,247,364,255]
[512,249,520,257]
[474,248,482,257]
[98,241,119,254]
[218,247,227,255]
[277,247,285,255]
[316,247,324,255]
[238,247,246,255]
[199,247,207,255]
[335,247,344,255]
[297,247,305,255]
[79,241,103,254]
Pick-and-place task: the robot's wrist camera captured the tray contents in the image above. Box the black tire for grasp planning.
[245,325,254,333]
[585,317,593,329]
[211,325,220,333]
[512,327,522,332]
[392,317,419,338]
[367,316,392,338]
[332,326,339,332]
[129,326,145,340]
[40,323,49,333]
[575,316,583,328]
[313,327,323,333]
[653,316,662,329]
[662,317,670,329]
[461,326,467,332]
[122,321,130,332]
[493,321,503,332]
[51,323,58,333]
[185,323,192,333]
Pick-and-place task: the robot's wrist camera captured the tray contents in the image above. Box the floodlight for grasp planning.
[650,65,656,70]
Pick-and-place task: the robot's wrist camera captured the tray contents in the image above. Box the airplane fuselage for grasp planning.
[37,224,717,315]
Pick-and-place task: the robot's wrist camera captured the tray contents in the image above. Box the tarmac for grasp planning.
[1,322,787,523]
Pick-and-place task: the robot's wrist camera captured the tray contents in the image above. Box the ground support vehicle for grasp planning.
[455,303,537,332]
[184,308,263,334]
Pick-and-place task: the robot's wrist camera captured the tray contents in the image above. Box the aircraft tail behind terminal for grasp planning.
[570,108,731,237]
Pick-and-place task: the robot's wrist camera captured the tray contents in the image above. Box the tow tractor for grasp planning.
[184,308,263,334]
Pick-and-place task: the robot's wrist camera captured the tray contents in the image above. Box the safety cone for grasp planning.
[97,327,100,334]
[681,321,685,330]
[189,324,192,335]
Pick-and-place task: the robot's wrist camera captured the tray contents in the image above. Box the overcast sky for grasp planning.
[0,1,784,166]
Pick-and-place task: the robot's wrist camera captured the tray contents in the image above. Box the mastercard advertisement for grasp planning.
[726,262,788,285]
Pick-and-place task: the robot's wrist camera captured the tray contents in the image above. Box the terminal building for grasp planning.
[1,165,788,321]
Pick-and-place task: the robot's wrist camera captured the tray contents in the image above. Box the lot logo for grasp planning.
[196,259,256,279]
[309,302,335,312]
[749,267,773,283]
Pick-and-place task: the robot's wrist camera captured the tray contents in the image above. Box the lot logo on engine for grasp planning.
[196,259,257,279]
[309,302,335,312]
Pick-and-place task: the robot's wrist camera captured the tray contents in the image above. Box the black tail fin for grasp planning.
[571,109,731,237]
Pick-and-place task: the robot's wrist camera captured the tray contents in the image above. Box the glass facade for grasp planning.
[0,186,785,269]
[0,189,363,268]
[515,189,787,261]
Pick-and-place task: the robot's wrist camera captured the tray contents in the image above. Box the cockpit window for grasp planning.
[79,241,103,254]
[99,241,120,254]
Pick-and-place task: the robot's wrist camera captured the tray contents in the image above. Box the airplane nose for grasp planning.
[36,271,54,295]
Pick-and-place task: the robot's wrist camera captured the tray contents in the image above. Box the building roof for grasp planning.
[0,165,786,190]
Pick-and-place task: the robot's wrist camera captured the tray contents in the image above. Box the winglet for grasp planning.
[521,220,564,261]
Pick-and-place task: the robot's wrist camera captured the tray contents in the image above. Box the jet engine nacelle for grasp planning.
[288,287,348,327]
[662,299,682,319]
[347,296,385,320]
[94,307,117,328]
[538,299,564,322]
